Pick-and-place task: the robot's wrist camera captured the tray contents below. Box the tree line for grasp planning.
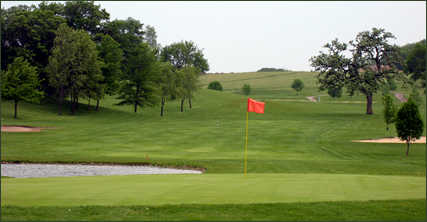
[1,1,209,118]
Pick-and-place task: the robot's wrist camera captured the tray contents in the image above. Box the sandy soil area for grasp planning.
[1,126,42,132]
[353,136,426,144]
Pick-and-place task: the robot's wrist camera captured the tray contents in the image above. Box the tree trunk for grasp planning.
[58,87,64,115]
[180,98,185,112]
[366,94,373,115]
[96,99,100,111]
[71,94,76,115]
[87,97,91,110]
[406,140,410,156]
[160,97,165,116]
[188,98,192,109]
[134,102,138,113]
[14,99,18,119]
[406,137,411,156]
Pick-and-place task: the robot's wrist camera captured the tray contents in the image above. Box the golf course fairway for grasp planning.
[2,173,425,206]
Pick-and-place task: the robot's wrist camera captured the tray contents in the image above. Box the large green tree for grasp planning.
[395,98,424,156]
[310,28,400,114]
[160,41,209,73]
[160,41,209,111]
[47,24,102,115]
[156,62,179,116]
[1,57,43,118]
[96,34,124,97]
[116,42,159,113]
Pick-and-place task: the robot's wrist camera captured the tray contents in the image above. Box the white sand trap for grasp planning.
[353,136,426,144]
[1,126,42,132]
[1,163,203,178]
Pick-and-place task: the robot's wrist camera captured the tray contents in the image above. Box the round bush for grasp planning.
[242,84,251,95]
[208,81,223,91]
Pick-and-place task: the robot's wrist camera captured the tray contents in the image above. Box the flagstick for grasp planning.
[244,111,249,175]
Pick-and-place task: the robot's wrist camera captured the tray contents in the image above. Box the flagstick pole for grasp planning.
[244,111,249,175]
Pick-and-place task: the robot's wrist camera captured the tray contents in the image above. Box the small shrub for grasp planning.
[242,84,251,95]
[208,81,223,91]
[291,79,304,94]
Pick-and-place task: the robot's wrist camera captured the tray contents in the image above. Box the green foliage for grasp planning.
[47,24,103,114]
[144,25,159,51]
[156,62,178,116]
[382,93,397,131]
[103,17,144,58]
[291,79,304,94]
[399,39,426,66]
[1,4,66,96]
[405,41,426,89]
[395,98,424,155]
[1,57,42,118]
[327,87,342,98]
[242,84,251,95]
[63,0,110,36]
[115,42,159,113]
[160,41,209,73]
[408,85,424,107]
[310,28,401,114]
[208,81,223,91]
[96,34,124,96]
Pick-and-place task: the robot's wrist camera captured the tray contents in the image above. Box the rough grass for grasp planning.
[2,199,425,221]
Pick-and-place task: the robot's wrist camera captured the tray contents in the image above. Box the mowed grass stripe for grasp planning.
[2,173,425,207]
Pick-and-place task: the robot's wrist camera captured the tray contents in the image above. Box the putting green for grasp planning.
[2,173,425,207]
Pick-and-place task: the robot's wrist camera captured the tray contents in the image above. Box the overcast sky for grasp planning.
[2,1,426,73]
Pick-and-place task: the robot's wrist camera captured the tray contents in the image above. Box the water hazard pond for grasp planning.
[1,163,202,178]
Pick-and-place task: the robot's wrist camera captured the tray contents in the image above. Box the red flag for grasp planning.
[247,98,265,114]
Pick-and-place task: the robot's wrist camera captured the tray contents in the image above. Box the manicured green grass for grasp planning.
[3,173,424,206]
[2,199,425,221]
[1,71,425,221]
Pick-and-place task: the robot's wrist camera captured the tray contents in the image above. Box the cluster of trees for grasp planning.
[1,1,209,118]
[257,67,290,72]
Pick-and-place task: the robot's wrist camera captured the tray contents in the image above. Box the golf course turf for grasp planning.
[1,71,425,221]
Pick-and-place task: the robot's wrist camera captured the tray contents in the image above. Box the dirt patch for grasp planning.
[1,125,42,132]
[353,137,426,144]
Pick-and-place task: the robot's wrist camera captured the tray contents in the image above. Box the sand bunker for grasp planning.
[353,136,426,144]
[2,163,203,178]
[1,126,42,132]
